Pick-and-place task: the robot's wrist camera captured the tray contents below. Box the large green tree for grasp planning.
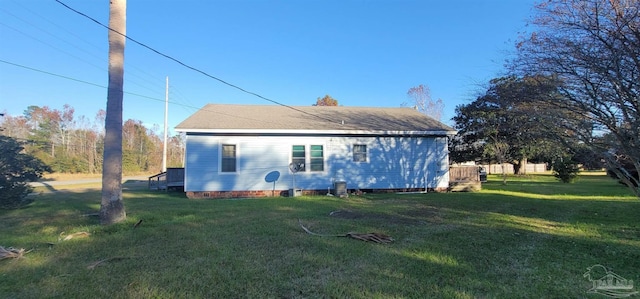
[514,0,640,196]
[451,76,579,174]
[0,136,51,209]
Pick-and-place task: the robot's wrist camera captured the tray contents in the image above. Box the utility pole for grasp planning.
[101,0,127,225]
[162,76,168,173]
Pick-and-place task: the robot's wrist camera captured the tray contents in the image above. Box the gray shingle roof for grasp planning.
[175,104,456,135]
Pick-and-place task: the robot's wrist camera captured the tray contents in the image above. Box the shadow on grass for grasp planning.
[37,182,57,193]
[2,175,639,298]
[481,174,635,197]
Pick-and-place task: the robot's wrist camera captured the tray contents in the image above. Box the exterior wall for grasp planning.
[184,134,450,197]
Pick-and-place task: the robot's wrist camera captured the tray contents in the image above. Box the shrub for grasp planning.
[0,136,51,209]
[552,157,580,183]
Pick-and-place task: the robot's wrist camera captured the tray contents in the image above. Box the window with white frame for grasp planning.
[309,145,324,172]
[291,145,306,171]
[353,144,367,162]
[221,144,236,172]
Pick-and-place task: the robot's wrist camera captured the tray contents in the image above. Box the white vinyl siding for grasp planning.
[183,135,450,192]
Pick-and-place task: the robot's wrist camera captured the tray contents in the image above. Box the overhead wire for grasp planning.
[3,2,202,124]
[32,1,178,98]
[1,59,106,90]
[53,0,339,124]
[0,20,105,73]
[0,5,167,98]
[168,84,200,116]
[0,59,300,128]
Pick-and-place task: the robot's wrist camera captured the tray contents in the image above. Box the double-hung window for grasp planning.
[291,145,306,171]
[221,144,236,172]
[291,144,324,172]
[353,144,367,162]
[309,145,324,172]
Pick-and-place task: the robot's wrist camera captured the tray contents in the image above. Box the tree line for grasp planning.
[0,104,185,175]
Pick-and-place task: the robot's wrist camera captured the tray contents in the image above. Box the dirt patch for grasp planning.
[328,210,366,220]
[399,206,444,223]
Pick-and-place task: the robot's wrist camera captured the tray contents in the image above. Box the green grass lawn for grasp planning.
[1,174,638,298]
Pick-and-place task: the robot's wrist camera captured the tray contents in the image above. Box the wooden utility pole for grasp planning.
[101,0,127,225]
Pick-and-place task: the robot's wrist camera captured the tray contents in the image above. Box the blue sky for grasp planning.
[0,0,535,133]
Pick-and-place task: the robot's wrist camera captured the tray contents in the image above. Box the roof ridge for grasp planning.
[176,104,456,133]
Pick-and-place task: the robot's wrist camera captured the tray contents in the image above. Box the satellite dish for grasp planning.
[289,162,304,196]
[289,162,304,173]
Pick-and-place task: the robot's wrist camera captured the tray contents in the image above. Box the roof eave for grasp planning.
[175,128,457,136]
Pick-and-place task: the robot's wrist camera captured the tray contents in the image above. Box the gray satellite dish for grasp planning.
[289,162,304,173]
[289,162,304,196]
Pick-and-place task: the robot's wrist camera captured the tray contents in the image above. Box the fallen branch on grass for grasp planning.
[87,256,135,270]
[298,219,394,244]
[0,246,32,260]
[344,232,394,244]
[60,231,91,241]
[298,219,348,237]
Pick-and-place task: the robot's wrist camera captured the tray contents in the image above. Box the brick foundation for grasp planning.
[186,187,449,199]
[186,190,283,199]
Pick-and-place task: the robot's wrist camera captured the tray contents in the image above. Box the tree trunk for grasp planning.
[100,0,126,225]
[501,163,507,185]
[514,157,527,175]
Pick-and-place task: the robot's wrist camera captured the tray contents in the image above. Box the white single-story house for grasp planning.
[175,104,457,198]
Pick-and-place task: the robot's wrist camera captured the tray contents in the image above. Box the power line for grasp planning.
[1,59,105,89]
[53,0,338,124]
[0,59,301,128]
[1,3,175,99]
[0,20,105,73]
[0,59,158,103]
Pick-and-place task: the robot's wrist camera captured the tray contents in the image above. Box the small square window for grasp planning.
[353,144,367,162]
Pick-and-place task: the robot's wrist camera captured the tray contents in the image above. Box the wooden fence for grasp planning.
[449,166,480,182]
[449,166,481,192]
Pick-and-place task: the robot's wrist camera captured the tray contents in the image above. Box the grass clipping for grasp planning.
[298,219,394,244]
[0,246,31,260]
